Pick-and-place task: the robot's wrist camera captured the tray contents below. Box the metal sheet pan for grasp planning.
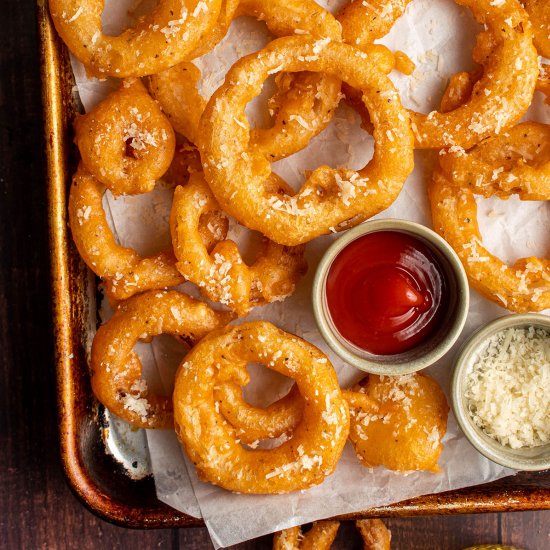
[37,0,550,528]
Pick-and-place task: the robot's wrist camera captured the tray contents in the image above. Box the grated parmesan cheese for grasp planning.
[464,326,550,449]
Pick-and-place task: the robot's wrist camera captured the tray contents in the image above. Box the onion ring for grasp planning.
[356,519,392,550]
[173,321,350,493]
[216,383,304,445]
[338,0,412,49]
[429,166,550,312]
[273,521,340,550]
[440,70,480,114]
[273,519,391,550]
[523,0,550,58]
[74,79,176,196]
[90,290,232,429]
[148,0,342,160]
[439,122,550,200]
[210,383,376,445]
[49,0,223,77]
[348,373,448,472]
[68,165,227,301]
[170,172,307,315]
[199,36,414,246]
[338,0,539,149]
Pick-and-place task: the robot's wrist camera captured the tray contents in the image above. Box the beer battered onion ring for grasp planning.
[212,382,376,445]
[523,0,550,58]
[348,373,449,472]
[356,520,392,550]
[429,167,550,312]
[68,166,227,301]
[199,36,414,246]
[215,383,304,445]
[90,290,232,429]
[273,521,340,550]
[148,0,342,160]
[339,0,539,149]
[439,122,550,200]
[273,519,391,550]
[74,79,175,196]
[170,173,307,316]
[173,321,350,493]
[49,0,222,77]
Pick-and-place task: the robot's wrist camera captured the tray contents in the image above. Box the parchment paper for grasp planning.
[70,0,550,547]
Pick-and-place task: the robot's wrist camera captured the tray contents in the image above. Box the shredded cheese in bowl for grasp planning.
[464,326,550,449]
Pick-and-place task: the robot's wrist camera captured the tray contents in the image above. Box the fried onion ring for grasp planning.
[273,519,391,550]
[338,0,412,50]
[68,166,227,301]
[523,0,550,58]
[440,70,480,114]
[173,321,350,493]
[49,0,222,77]
[429,166,550,312]
[216,383,304,445]
[356,519,392,550]
[211,383,376,445]
[439,122,550,200]
[273,521,340,550]
[90,290,232,429]
[348,373,449,472]
[339,0,539,149]
[74,79,176,196]
[199,36,414,246]
[149,0,342,161]
[170,172,307,315]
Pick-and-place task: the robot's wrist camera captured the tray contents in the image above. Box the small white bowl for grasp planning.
[452,314,550,471]
[312,219,470,374]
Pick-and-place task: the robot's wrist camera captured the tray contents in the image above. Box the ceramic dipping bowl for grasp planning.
[452,314,550,471]
[312,219,469,374]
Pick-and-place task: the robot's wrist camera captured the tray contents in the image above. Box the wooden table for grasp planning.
[1,2,548,548]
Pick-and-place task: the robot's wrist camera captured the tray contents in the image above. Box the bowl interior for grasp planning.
[453,316,550,471]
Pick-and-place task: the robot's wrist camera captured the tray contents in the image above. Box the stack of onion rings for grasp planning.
[49,0,223,77]
[173,321,350,493]
[68,166,227,302]
[148,0,343,160]
[339,0,539,149]
[90,290,232,429]
[74,79,176,196]
[170,173,307,315]
[199,36,414,246]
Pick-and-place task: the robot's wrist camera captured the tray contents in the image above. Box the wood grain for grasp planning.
[0,1,548,549]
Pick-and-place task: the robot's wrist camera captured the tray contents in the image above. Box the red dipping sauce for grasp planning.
[325,231,448,356]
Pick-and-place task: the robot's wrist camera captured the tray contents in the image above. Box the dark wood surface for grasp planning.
[0,2,549,549]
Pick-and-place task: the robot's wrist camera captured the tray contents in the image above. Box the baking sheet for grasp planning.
[68,0,549,547]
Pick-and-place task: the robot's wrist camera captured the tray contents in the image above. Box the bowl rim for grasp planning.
[312,218,470,375]
[451,313,550,471]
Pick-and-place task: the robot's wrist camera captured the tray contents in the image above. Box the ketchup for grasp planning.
[325,230,448,355]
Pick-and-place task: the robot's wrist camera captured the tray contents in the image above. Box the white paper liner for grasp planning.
[69,0,549,547]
